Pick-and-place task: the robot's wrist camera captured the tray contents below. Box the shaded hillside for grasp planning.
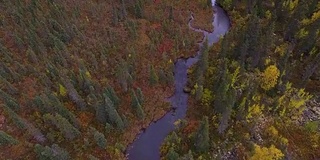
[0,0,212,159]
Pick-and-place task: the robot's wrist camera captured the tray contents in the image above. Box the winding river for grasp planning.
[126,1,231,159]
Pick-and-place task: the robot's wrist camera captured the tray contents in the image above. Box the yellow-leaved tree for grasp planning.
[260,65,280,91]
[249,144,284,160]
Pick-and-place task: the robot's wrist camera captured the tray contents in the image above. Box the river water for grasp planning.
[126,3,231,160]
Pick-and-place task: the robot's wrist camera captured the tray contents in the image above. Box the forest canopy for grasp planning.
[0,0,319,159]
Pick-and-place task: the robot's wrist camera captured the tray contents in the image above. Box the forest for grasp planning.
[0,0,319,159]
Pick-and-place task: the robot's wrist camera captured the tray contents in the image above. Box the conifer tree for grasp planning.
[104,86,120,107]
[136,87,144,104]
[105,97,125,130]
[47,92,80,128]
[179,150,194,160]
[166,146,179,160]
[44,113,80,140]
[0,131,19,146]
[134,0,143,18]
[34,144,71,160]
[112,5,119,26]
[92,128,107,149]
[130,89,145,119]
[0,75,18,95]
[0,89,20,111]
[95,103,107,124]
[194,116,210,153]
[26,47,39,64]
[149,65,159,85]
[3,105,46,142]
[60,73,87,110]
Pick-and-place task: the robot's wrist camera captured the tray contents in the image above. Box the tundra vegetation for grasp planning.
[0,0,319,159]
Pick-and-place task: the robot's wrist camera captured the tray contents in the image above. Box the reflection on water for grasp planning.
[126,3,231,160]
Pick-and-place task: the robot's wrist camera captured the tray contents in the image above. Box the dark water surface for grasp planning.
[126,4,231,160]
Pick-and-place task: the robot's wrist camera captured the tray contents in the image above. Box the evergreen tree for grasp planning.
[105,97,125,130]
[112,5,119,26]
[44,113,80,140]
[121,0,127,20]
[104,85,120,107]
[47,92,80,128]
[0,131,19,146]
[26,47,39,64]
[194,116,210,153]
[134,0,143,18]
[130,89,145,119]
[136,87,144,104]
[149,65,159,85]
[95,103,107,124]
[166,146,179,160]
[3,105,46,142]
[0,89,20,111]
[92,128,107,149]
[34,144,70,160]
[87,154,100,160]
[116,60,130,92]
[60,73,87,110]
[178,150,194,160]
[0,75,18,95]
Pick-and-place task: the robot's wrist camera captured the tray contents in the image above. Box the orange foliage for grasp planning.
[78,112,94,128]
[157,39,174,54]
[182,120,199,135]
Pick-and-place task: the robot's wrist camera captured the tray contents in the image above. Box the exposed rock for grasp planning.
[300,98,320,127]
[183,86,191,93]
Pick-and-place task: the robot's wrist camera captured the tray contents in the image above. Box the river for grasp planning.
[126,2,231,160]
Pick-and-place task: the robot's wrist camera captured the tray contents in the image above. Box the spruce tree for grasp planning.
[0,89,20,111]
[104,86,120,107]
[194,116,210,153]
[95,103,107,124]
[130,89,145,119]
[149,65,159,85]
[47,93,80,128]
[92,128,107,149]
[60,73,87,110]
[0,131,19,146]
[136,88,144,104]
[44,113,80,140]
[166,146,179,160]
[34,144,70,160]
[3,105,46,142]
[179,150,194,160]
[105,97,125,130]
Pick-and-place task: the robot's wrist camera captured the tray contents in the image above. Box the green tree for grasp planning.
[34,144,70,160]
[0,131,19,146]
[178,150,194,160]
[105,97,125,130]
[92,128,107,149]
[166,146,179,160]
[136,88,144,104]
[104,85,120,107]
[47,92,80,128]
[194,116,210,153]
[130,89,145,119]
[44,113,80,140]
[3,105,46,142]
[60,73,87,110]
[0,89,20,111]
[134,0,144,18]
[149,65,159,85]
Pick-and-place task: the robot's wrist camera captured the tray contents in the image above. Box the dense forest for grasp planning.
[0,0,319,159]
